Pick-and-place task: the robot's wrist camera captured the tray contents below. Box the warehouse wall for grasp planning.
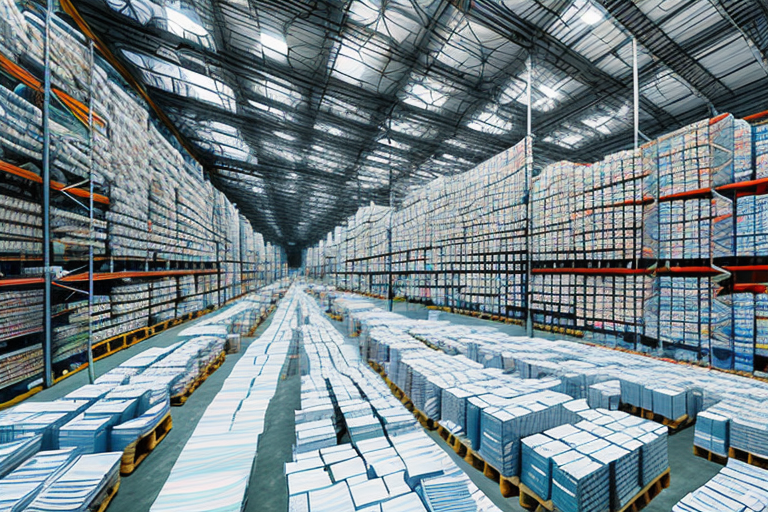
[0,0,286,403]
[307,114,768,375]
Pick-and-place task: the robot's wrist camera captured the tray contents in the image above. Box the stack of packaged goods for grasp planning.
[176,275,200,316]
[0,345,43,390]
[735,194,768,256]
[755,123,768,179]
[0,434,43,478]
[673,459,768,511]
[150,289,295,511]
[532,161,585,263]
[51,206,107,258]
[148,173,178,261]
[521,408,667,512]
[176,180,215,262]
[531,273,576,329]
[288,291,500,512]
[0,290,44,342]
[103,283,149,341]
[0,195,42,256]
[54,296,110,362]
[576,274,652,346]
[150,278,177,324]
[23,452,122,512]
[197,274,218,309]
[0,0,285,404]
[0,449,121,512]
[643,276,731,364]
[573,150,643,262]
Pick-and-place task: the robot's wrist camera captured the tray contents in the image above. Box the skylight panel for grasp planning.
[539,84,559,99]
[193,121,253,163]
[581,115,612,135]
[122,50,236,112]
[320,97,371,123]
[253,78,303,108]
[248,100,295,122]
[261,31,288,61]
[581,5,603,25]
[165,6,214,50]
[467,105,513,135]
[330,34,403,93]
[389,117,437,138]
[313,122,346,137]
[274,131,297,142]
[403,80,448,110]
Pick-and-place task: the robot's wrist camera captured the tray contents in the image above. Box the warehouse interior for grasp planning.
[2,0,768,511]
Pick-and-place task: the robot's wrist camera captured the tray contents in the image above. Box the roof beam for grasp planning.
[711,0,768,75]
[597,0,731,106]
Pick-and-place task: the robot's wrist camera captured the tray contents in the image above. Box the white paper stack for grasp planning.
[673,458,768,512]
[24,452,122,512]
[0,434,42,478]
[58,415,112,454]
[0,448,81,512]
[110,399,170,452]
[150,289,297,512]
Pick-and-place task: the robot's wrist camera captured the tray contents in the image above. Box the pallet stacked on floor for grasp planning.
[673,458,768,511]
[288,290,501,512]
[335,293,768,475]
[307,113,768,375]
[0,0,286,405]
[321,292,673,512]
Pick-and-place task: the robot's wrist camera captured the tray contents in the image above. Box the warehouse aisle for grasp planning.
[25,306,278,512]
[247,372,301,512]
[111,312,277,512]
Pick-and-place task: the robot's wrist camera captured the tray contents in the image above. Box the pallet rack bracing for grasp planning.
[306,112,768,376]
[0,0,287,406]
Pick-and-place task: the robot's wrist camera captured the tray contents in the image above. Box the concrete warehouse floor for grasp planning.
[20,293,725,511]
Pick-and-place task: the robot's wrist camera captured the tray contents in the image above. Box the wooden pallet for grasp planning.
[171,351,226,406]
[519,482,554,511]
[692,445,728,465]
[729,446,768,470]
[618,468,670,512]
[518,468,670,512]
[120,412,173,475]
[621,405,693,432]
[92,478,120,512]
[413,408,437,431]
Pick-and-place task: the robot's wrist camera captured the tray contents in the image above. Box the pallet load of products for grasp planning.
[315,138,531,317]
[0,290,280,511]
[673,459,768,511]
[288,291,500,512]
[338,293,768,434]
